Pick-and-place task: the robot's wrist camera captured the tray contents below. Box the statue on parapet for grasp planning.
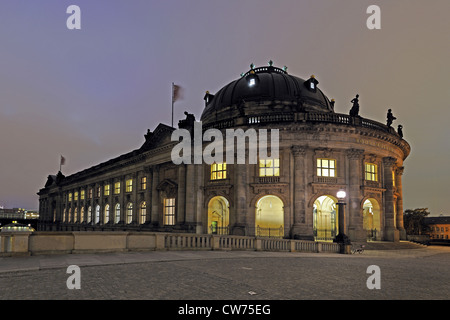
[349,94,360,117]
[386,109,396,127]
[397,124,403,138]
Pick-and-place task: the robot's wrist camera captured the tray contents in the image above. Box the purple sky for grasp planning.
[0,0,449,215]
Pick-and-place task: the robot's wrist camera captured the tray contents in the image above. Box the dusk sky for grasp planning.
[0,0,449,216]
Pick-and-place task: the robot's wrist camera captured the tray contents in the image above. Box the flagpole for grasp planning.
[171,82,174,128]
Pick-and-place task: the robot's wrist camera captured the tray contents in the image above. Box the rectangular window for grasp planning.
[126,179,133,192]
[74,192,78,201]
[68,193,73,202]
[317,159,336,177]
[88,188,93,199]
[163,198,176,226]
[80,189,85,200]
[114,182,121,194]
[96,187,101,198]
[104,184,110,196]
[365,163,378,181]
[141,177,147,190]
[211,163,227,180]
[259,158,280,177]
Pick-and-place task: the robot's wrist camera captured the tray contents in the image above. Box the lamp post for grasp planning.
[334,190,351,253]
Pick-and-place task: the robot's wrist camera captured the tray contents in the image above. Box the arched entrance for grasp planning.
[363,198,381,240]
[313,195,338,241]
[207,196,230,235]
[255,195,284,238]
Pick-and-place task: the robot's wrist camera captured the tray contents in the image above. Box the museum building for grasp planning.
[37,63,410,242]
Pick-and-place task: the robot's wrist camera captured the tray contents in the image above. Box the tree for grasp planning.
[403,208,430,235]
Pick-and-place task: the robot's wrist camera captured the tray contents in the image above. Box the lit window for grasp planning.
[249,78,256,87]
[96,187,101,198]
[114,182,120,194]
[88,188,93,199]
[126,179,133,192]
[317,159,336,177]
[74,192,78,201]
[164,198,176,226]
[259,158,280,177]
[392,171,396,186]
[127,203,133,224]
[140,201,147,224]
[211,163,227,180]
[68,193,73,202]
[80,207,85,223]
[141,177,147,190]
[104,184,110,196]
[310,82,315,90]
[80,190,85,200]
[104,204,110,224]
[95,205,100,224]
[115,204,120,223]
[87,206,92,223]
[365,163,378,181]
[74,208,78,223]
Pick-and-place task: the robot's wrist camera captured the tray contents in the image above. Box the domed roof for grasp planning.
[201,63,334,124]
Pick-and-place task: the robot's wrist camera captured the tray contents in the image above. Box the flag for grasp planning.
[60,155,66,166]
[172,83,183,102]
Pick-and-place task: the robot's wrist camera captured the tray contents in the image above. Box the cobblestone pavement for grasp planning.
[0,246,449,300]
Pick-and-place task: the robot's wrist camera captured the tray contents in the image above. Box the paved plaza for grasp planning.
[0,245,449,300]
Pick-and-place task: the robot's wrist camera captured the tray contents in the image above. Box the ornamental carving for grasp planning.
[346,148,364,159]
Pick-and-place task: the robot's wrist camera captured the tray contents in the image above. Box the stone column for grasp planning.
[151,166,160,225]
[395,166,406,240]
[233,163,248,236]
[290,146,311,239]
[185,164,196,231]
[177,164,186,227]
[383,157,399,241]
[346,149,365,241]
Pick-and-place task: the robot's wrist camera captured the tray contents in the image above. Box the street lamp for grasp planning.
[334,190,351,253]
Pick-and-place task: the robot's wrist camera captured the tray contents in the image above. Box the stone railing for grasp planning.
[0,231,340,256]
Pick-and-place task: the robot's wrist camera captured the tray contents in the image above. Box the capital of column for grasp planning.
[395,166,404,176]
[291,146,306,157]
[346,148,364,160]
[383,156,397,168]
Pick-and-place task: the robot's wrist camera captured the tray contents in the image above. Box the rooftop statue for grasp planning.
[349,94,360,117]
[387,109,396,127]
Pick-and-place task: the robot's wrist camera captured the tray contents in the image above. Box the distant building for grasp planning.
[37,63,410,242]
[425,216,450,240]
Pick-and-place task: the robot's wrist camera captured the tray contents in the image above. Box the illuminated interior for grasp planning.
[313,195,338,241]
[207,196,229,234]
[363,198,381,240]
[255,195,284,238]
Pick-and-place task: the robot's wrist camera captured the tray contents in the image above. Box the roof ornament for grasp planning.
[386,109,397,127]
[282,66,288,73]
[268,60,273,66]
[349,94,360,117]
[250,63,255,70]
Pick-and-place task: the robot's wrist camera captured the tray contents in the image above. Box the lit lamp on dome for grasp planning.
[334,189,351,253]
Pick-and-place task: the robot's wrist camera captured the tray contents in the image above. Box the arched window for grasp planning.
[127,203,133,224]
[115,204,121,223]
[80,207,85,223]
[87,206,92,223]
[74,208,78,223]
[140,202,147,224]
[63,208,67,222]
[68,208,72,223]
[104,204,110,224]
[95,205,100,224]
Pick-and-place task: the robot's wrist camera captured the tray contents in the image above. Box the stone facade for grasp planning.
[38,64,410,242]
